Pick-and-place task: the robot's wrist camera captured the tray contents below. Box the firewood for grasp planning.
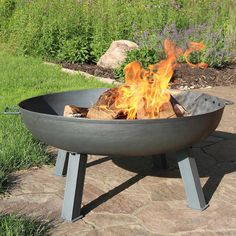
[137,99,177,119]
[64,105,88,118]
[87,87,127,119]
[136,98,149,119]
[83,88,188,120]
[173,104,188,117]
[86,107,115,120]
[94,87,120,109]
[159,101,177,119]
[170,96,188,117]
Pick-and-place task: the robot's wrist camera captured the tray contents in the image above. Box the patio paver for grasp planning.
[0,86,236,235]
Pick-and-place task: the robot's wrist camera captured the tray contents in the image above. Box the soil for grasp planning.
[61,62,115,80]
[61,62,236,89]
[172,63,236,89]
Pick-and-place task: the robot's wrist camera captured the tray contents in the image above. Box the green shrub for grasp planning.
[0,0,235,66]
[57,37,94,63]
[115,47,164,79]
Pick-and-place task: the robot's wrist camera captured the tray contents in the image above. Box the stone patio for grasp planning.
[1,86,236,235]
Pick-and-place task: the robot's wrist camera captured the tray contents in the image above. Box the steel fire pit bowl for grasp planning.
[18,88,233,222]
[19,88,229,156]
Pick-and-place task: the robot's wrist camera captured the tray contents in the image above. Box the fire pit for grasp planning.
[19,88,226,156]
[17,39,233,222]
[19,88,232,222]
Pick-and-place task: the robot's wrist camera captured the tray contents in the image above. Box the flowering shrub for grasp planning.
[0,0,234,67]
[115,22,235,79]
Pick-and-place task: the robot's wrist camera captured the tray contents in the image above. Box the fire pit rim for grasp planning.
[19,104,223,124]
[18,88,228,124]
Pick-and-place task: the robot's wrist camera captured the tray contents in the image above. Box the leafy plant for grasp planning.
[0,0,234,66]
[57,37,95,63]
[115,47,164,79]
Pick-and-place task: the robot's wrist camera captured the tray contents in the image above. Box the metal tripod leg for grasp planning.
[61,153,87,222]
[55,150,69,176]
[177,149,208,211]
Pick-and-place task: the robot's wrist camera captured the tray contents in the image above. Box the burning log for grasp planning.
[87,107,115,120]
[63,95,186,120]
[86,87,186,119]
[63,88,187,120]
[173,103,187,117]
[159,102,177,119]
[86,88,127,120]
[64,105,88,118]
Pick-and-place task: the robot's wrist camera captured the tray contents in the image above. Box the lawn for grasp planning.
[0,213,51,236]
[0,50,110,234]
[0,50,109,193]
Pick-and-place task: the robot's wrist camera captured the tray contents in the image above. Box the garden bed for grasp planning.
[61,62,236,89]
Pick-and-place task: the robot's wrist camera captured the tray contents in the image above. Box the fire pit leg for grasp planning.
[61,153,87,222]
[177,149,208,211]
[55,150,69,176]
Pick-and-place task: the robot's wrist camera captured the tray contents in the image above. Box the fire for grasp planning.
[184,42,208,69]
[99,39,207,120]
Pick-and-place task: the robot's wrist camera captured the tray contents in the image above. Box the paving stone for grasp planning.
[191,148,217,175]
[149,180,185,201]
[0,193,62,220]
[9,166,65,196]
[86,156,152,196]
[51,220,94,236]
[203,139,236,163]
[193,141,215,148]
[134,200,236,234]
[204,135,225,143]
[167,148,217,177]
[211,171,236,203]
[212,131,236,140]
[83,182,148,214]
[0,86,235,235]
[82,224,152,236]
[179,230,236,236]
[84,213,138,229]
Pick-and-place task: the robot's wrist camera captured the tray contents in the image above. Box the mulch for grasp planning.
[61,62,115,80]
[61,62,236,89]
[172,63,236,89]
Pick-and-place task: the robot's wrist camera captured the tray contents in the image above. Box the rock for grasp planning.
[97,40,139,69]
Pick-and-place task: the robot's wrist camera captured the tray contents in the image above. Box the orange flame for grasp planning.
[184,42,208,69]
[102,39,207,119]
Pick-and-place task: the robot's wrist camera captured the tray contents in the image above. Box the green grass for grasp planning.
[0,50,110,193]
[0,213,51,236]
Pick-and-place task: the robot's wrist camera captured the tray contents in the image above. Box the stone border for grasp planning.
[44,62,122,86]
